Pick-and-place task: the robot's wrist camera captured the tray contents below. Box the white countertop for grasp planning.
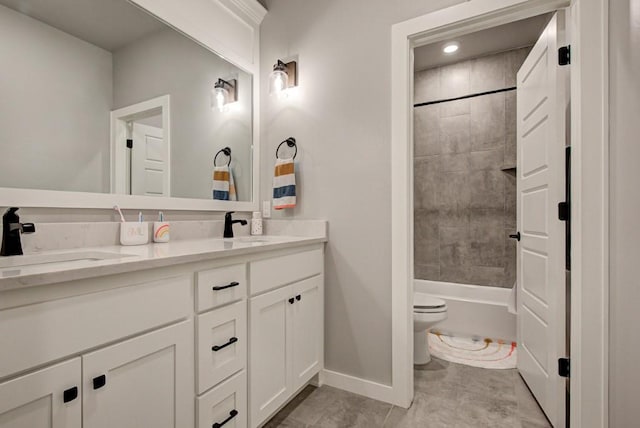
[0,235,326,292]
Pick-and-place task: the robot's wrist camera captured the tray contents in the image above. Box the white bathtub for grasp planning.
[414,279,517,342]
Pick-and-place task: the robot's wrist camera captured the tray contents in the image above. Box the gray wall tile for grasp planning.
[470,52,506,93]
[440,115,470,154]
[414,105,440,157]
[414,156,440,209]
[470,92,506,151]
[439,60,470,99]
[414,67,440,105]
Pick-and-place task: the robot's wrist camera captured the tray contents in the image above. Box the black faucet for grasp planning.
[1,207,36,256]
[223,212,247,238]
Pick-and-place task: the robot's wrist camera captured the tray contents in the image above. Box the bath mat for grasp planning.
[427,332,517,369]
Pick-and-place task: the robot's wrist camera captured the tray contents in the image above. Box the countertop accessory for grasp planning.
[153,212,170,243]
[251,211,263,236]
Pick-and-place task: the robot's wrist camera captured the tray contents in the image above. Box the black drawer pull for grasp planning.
[212,337,238,352]
[93,375,106,390]
[212,409,238,428]
[288,297,295,304]
[212,281,239,291]
[296,295,301,301]
[63,386,78,403]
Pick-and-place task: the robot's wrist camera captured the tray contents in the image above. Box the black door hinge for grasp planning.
[558,358,570,378]
[558,202,569,221]
[559,46,571,66]
[126,139,133,149]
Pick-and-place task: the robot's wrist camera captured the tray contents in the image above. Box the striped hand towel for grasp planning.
[212,166,237,201]
[273,158,296,209]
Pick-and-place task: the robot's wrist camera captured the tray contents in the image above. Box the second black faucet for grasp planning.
[223,212,247,238]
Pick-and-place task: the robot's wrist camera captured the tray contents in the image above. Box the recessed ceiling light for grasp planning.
[443,43,459,54]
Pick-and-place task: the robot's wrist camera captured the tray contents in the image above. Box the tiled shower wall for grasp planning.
[413,47,530,288]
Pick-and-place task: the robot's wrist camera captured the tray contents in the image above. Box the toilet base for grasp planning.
[414,330,431,365]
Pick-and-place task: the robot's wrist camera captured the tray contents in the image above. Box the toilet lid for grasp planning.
[414,293,446,310]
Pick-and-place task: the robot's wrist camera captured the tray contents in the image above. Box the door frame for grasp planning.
[111,95,171,195]
[390,1,609,427]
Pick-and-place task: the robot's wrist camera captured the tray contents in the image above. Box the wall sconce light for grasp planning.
[212,78,237,112]
[269,59,297,95]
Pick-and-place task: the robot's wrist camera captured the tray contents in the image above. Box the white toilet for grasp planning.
[413,292,448,365]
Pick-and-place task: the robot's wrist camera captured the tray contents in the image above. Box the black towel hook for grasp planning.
[276,137,297,160]
[214,147,232,166]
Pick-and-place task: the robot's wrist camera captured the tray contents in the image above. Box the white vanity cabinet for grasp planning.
[0,241,324,428]
[248,250,324,428]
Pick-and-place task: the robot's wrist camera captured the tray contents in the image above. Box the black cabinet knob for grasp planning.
[288,297,295,304]
[295,295,301,301]
[509,232,521,241]
[63,386,78,403]
[93,375,106,390]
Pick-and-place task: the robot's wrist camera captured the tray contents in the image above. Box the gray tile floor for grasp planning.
[264,358,551,427]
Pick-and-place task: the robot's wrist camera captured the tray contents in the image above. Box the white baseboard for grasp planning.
[321,369,396,405]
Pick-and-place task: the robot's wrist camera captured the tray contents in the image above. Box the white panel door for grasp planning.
[131,123,168,197]
[249,285,293,427]
[0,358,81,428]
[83,320,194,428]
[516,11,567,428]
[292,275,323,391]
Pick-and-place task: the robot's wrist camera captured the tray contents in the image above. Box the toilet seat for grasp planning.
[413,293,447,313]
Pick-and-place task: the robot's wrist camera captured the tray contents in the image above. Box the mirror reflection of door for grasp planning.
[131,121,167,197]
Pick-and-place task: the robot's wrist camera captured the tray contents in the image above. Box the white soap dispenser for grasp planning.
[251,211,263,236]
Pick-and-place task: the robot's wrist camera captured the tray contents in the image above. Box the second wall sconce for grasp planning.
[212,78,237,112]
[269,59,297,95]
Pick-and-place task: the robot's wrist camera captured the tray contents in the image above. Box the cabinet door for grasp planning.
[0,358,81,428]
[249,285,293,427]
[83,320,193,428]
[292,275,323,391]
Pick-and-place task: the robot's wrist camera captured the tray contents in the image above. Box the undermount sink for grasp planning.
[0,251,136,269]
[233,236,277,244]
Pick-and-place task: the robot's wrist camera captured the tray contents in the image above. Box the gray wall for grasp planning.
[260,0,463,385]
[413,48,529,288]
[112,28,253,201]
[609,0,640,425]
[0,4,112,193]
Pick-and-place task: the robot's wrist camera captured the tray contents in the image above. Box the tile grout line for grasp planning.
[381,404,395,427]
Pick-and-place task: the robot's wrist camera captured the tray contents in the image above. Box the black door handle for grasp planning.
[63,386,78,403]
[212,281,239,291]
[212,337,238,352]
[295,295,301,301]
[212,409,238,428]
[93,375,106,390]
[509,232,521,241]
[288,297,295,304]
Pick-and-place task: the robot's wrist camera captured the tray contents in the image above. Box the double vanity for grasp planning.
[0,226,327,428]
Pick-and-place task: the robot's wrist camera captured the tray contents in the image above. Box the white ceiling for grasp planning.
[414,13,553,71]
[0,0,166,52]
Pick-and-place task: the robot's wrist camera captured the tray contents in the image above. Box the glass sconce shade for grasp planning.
[212,78,236,112]
[269,59,297,95]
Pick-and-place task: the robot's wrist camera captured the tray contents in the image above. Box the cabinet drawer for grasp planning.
[196,264,247,313]
[0,275,191,380]
[250,249,322,295]
[197,300,247,394]
[197,370,247,428]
